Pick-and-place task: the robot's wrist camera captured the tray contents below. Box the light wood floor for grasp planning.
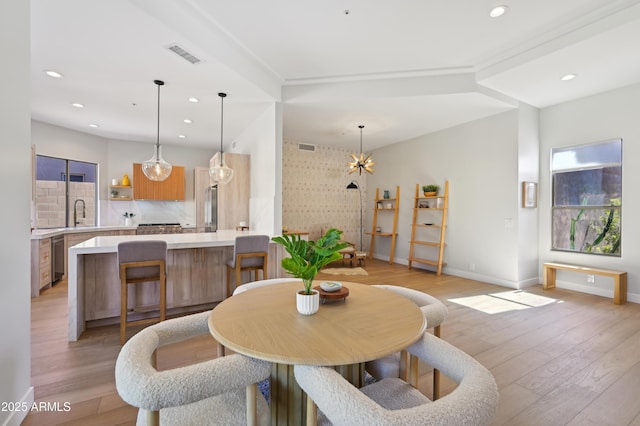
[25,259,640,425]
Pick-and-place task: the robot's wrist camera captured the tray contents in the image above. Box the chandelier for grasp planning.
[142,80,172,181]
[348,125,374,175]
[209,92,234,184]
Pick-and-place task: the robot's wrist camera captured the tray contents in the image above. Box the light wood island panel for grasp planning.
[68,232,286,341]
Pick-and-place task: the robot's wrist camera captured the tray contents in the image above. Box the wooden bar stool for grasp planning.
[117,240,167,344]
[226,235,269,298]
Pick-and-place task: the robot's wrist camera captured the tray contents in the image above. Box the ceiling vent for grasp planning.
[298,143,316,152]
[167,44,201,65]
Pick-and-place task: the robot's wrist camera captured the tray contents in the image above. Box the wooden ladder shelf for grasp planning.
[368,186,400,264]
[408,181,449,275]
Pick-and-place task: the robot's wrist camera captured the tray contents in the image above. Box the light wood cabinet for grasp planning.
[83,247,230,321]
[31,229,134,298]
[205,153,250,230]
[408,181,449,275]
[210,153,250,229]
[83,253,121,320]
[64,230,121,279]
[73,242,287,334]
[367,186,400,264]
[30,238,51,297]
[168,247,227,307]
[133,163,185,200]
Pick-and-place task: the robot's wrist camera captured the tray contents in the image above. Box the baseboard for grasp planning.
[445,268,524,289]
[370,254,638,302]
[370,253,539,289]
[2,386,33,426]
[552,280,640,304]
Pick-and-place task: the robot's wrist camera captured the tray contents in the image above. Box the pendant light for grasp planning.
[209,92,234,184]
[142,80,172,181]
[348,125,375,175]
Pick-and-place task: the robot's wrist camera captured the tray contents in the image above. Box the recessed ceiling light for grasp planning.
[183,119,192,124]
[489,5,508,18]
[88,123,99,128]
[178,134,186,139]
[188,97,199,103]
[561,74,577,81]
[71,103,85,108]
[45,70,63,78]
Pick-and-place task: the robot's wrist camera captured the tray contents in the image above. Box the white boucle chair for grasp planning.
[295,332,498,426]
[365,285,448,398]
[232,277,299,296]
[115,310,271,426]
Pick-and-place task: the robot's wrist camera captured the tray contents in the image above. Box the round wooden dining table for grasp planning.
[208,280,426,425]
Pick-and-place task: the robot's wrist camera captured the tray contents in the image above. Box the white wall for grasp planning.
[1,0,33,423]
[32,120,213,226]
[516,103,541,283]
[539,83,640,301]
[368,110,524,286]
[104,138,211,226]
[233,103,281,234]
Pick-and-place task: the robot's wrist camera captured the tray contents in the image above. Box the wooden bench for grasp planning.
[543,262,627,305]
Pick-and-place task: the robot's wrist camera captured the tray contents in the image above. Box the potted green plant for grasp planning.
[272,228,349,315]
[422,184,439,196]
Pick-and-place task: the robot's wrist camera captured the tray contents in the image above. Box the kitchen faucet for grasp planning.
[73,199,86,227]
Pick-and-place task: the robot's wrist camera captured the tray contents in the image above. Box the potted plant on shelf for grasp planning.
[272,228,350,315]
[422,184,439,196]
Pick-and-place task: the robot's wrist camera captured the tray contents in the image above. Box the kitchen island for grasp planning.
[68,230,285,341]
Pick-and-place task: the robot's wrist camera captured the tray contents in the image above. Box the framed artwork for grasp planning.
[522,181,538,208]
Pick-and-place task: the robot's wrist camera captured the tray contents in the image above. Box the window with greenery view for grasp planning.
[551,139,622,256]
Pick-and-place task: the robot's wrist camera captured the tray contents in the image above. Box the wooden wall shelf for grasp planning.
[408,181,449,275]
[368,186,400,264]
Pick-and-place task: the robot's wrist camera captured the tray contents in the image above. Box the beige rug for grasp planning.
[321,267,368,276]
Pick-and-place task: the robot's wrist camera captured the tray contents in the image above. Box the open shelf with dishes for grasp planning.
[366,186,400,264]
[408,181,449,275]
[109,185,132,201]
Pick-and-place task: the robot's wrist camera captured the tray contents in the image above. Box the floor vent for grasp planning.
[167,44,201,65]
[298,143,316,152]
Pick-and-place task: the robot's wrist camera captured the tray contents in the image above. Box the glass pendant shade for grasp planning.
[209,153,234,184]
[142,79,172,182]
[209,92,234,184]
[142,144,172,181]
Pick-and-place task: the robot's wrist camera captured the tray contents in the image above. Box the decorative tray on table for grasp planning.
[314,282,349,303]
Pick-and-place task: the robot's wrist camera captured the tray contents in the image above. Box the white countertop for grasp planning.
[31,225,137,239]
[68,229,275,254]
[31,224,196,240]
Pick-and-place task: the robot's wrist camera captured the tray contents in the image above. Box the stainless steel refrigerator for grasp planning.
[203,184,218,232]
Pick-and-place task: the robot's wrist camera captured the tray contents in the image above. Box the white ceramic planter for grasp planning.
[296,290,320,315]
